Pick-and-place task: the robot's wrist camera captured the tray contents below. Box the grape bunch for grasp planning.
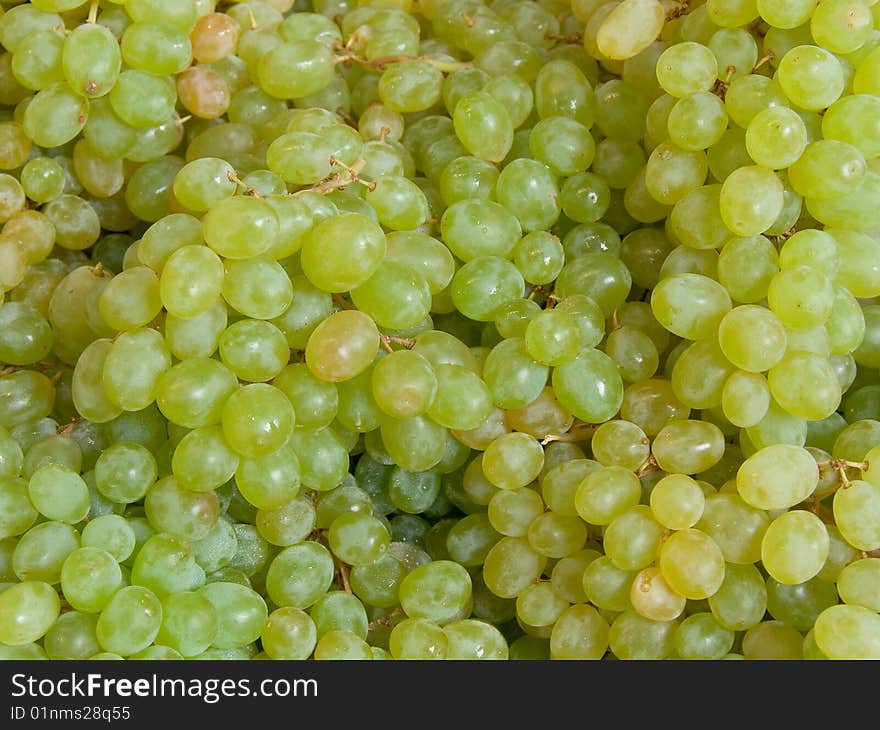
[1,0,880,662]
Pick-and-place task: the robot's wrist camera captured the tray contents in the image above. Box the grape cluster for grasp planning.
[1,0,880,661]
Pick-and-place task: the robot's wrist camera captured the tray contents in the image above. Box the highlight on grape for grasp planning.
[1,0,879,661]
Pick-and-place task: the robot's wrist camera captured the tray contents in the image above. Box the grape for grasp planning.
[0,0,876,664]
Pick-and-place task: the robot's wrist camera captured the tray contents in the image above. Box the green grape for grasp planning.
[736,443,818,511]
[811,0,872,55]
[170,425,238,494]
[94,442,157,505]
[102,327,171,413]
[60,546,122,613]
[154,591,219,658]
[20,157,65,205]
[761,510,829,584]
[765,575,839,632]
[327,512,390,566]
[450,256,525,322]
[22,83,89,148]
[724,74,787,128]
[603,505,665,572]
[830,229,880,300]
[775,45,845,111]
[387,617,445,660]
[200,195,279,260]
[629,565,687,622]
[440,198,522,262]
[814,604,880,659]
[652,419,725,475]
[197,581,267,649]
[218,318,289,383]
[767,352,841,421]
[767,265,834,331]
[63,22,121,98]
[255,496,314,549]
[650,474,706,530]
[609,609,677,660]
[487,486,544,538]
[11,29,65,91]
[453,90,514,163]
[745,106,807,169]
[667,185,728,251]
[0,476,37,540]
[351,260,431,331]
[300,212,386,293]
[378,59,443,113]
[575,466,642,526]
[528,117,595,178]
[495,158,560,232]
[667,91,728,151]
[81,515,135,563]
[43,611,101,661]
[95,585,162,656]
[427,364,491,431]
[656,42,719,97]
[27,463,89,524]
[644,140,708,206]
[220,383,295,460]
[719,165,784,236]
[590,420,650,471]
[0,580,60,646]
[349,550,407,609]
[221,257,293,320]
[717,305,787,372]
[265,540,334,609]
[834,479,880,551]
[837,558,880,612]
[144,475,219,541]
[443,618,508,660]
[708,563,768,631]
[658,528,725,599]
[674,612,735,660]
[722,370,770,428]
[258,40,335,100]
[651,273,731,341]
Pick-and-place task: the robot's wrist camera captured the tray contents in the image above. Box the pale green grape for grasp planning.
[28,464,90,524]
[776,45,845,111]
[737,443,819,510]
[718,305,787,373]
[0,580,60,646]
[197,581,267,649]
[761,510,829,584]
[814,604,880,659]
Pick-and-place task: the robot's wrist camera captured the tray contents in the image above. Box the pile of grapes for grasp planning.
[1,0,879,661]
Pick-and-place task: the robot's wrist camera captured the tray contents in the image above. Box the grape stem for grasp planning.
[1,361,68,376]
[333,45,472,74]
[309,156,376,195]
[752,50,774,73]
[226,170,262,198]
[379,334,416,352]
[711,66,737,99]
[544,31,583,45]
[816,458,868,490]
[541,422,596,445]
[336,560,352,594]
[56,416,85,437]
[635,455,659,477]
[87,0,99,23]
[332,293,355,311]
[527,284,558,309]
[367,606,403,630]
[665,1,690,20]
